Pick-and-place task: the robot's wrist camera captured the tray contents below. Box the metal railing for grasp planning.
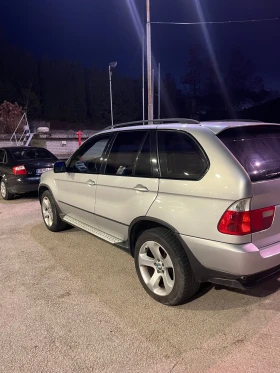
[10,113,32,146]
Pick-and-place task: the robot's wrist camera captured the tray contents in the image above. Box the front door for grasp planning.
[57,134,111,226]
[95,130,159,240]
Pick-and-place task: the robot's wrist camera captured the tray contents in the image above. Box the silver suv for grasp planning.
[39,119,280,306]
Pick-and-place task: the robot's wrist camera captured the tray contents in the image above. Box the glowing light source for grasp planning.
[194,0,234,117]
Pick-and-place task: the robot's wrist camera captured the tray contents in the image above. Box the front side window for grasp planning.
[157,131,208,180]
[105,131,148,176]
[69,135,110,174]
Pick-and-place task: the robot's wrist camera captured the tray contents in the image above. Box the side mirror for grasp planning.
[54,161,67,173]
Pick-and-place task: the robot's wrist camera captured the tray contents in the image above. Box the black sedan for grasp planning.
[0,147,58,200]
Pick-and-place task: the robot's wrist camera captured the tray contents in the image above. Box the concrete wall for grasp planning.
[0,141,11,147]
[0,135,12,147]
[47,140,78,158]
[47,130,98,139]
[31,138,79,158]
[0,131,99,157]
[0,138,79,157]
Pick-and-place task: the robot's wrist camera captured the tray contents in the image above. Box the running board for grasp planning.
[63,215,123,244]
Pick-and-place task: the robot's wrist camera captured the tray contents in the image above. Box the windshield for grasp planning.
[11,148,57,161]
[218,125,280,182]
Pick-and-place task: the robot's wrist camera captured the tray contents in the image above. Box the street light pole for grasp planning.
[158,62,161,119]
[146,0,153,122]
[109,61,117,127]
[142,33,145,124]
[152,69,155,110]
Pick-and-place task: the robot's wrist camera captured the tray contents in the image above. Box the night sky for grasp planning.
[1,0,280,89]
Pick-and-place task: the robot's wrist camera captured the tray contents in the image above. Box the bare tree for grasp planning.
[225,49,271,110]
[0,101,25,134]
[181,45,204,99]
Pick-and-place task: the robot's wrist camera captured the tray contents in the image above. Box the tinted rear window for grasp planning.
[218,125,280,182]
[11,148,56,161]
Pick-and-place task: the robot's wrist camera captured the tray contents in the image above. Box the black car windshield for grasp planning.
[218,125,280,182]
[11,148,56,161]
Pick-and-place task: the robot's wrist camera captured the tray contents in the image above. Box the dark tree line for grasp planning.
[0,36,276,128]
[0,36,144,127]
[181,45,275,120]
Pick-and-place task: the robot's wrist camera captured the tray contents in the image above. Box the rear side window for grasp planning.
[105,131,147,176]
[11,148,56,161]
[218,125,280,182]
[157,131,208,180]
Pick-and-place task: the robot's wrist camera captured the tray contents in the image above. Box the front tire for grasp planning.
[0,179,14,200]
[41,190,68,232]
[135,227,199,306]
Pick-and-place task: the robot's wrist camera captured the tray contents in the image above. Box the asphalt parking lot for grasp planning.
[1,195,280,373]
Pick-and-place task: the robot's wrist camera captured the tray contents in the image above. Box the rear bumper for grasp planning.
[7,176,41,194]
[198,265,280,290]
[238,264,280,288]
[180,234,280,289]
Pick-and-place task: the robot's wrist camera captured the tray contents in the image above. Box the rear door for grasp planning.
[147,129,211,238]
[218,125,280,249]
[94,130,159,240]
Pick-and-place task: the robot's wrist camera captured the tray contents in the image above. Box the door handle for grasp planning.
[133,184,149,192]
[87,179,95,186]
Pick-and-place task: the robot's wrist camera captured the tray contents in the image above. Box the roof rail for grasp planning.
[202,119,262,123]
[105,118,200,130]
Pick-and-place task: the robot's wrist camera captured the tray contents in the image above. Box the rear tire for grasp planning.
[41,190,68,232]
[0,180,14,200]
[135,227,199,306]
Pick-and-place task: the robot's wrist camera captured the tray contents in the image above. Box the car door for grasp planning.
[57,134,112,226]
[147,129,211,239]
[0,150,6,177]
[94,129,159,240]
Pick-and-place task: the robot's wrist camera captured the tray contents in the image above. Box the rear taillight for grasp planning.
[218,199,275,236]
[251,207,275,232]
[12,165,27,175]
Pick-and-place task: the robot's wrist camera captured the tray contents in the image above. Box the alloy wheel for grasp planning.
[0,181,6,198]
[138,241,175,296]
[42,196,54,227]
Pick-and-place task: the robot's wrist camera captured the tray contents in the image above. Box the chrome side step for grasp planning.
[63,215,123,244]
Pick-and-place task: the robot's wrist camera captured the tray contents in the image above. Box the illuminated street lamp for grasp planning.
[109,61,118,127]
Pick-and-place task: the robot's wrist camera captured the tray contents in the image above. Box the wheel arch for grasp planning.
[38,184,50,204]
[0,174,14,199]
[0,173,9,182]
[129,216,206,283]
[38,184,61,211]
[129,217,180,257]
[39,183,64,218]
